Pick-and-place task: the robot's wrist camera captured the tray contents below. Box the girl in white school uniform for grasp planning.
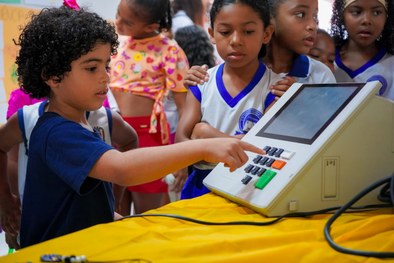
[186,0,336,110]
[176,0,278,199]
[331,0,394,100]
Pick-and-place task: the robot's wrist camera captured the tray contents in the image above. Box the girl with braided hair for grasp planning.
[331,0,394,100]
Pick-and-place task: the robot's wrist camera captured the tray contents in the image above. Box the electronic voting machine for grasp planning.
[203,82,394,216]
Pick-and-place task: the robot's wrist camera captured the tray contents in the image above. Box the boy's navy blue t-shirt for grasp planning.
[20,112,114,248]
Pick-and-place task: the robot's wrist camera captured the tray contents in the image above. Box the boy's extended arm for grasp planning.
[89,138,264,186]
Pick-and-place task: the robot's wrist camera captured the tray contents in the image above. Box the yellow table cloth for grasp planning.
[1,193,394,263]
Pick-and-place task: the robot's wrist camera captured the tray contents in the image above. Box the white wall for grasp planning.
[4,0,333,23]
[2,0,120,20]
[73,0,120,20]
[318,0,334,31]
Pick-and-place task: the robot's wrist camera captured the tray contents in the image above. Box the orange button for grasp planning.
[272,160,286,170]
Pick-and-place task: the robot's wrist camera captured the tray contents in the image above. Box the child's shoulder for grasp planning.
[158,33,178,46]
[19,100,47,129]
[380,53,394,65]
[301,56,336,83]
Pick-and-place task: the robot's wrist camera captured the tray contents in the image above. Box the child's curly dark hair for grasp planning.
[175,25,216,68]
[330,0,394,54]
[15,6,119,99]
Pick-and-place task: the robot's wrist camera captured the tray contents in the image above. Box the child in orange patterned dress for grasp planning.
[109,0,189,214]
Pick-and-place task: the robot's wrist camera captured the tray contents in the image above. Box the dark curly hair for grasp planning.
[175,25,216,68]
[15,6,119,99]
[210,0,271,58]
[125,0,172,31]
[330,0,394,54]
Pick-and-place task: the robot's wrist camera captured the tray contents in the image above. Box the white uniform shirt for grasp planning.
[334,49,393,100]
[190,63,280,169]
[190,62,280,136]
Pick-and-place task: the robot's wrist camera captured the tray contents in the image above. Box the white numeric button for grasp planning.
[281,150,295,160]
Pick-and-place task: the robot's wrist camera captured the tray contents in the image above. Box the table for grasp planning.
[1,193,393,263]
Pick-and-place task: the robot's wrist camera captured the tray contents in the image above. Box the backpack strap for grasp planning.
[17,108,28,155]
[105,107,113,137]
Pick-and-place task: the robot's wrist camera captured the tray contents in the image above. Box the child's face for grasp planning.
[343,0,387,49]
[115,0,153,38]
[53,43,111,112]
[308,33,335,72]
[208,3,273,68]
[272,0,319,55]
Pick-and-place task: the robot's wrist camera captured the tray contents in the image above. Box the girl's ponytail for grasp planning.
[130,0,172,32]
[158,0,172,32]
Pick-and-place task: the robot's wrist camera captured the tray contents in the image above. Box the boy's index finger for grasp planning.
[239,141,265,155]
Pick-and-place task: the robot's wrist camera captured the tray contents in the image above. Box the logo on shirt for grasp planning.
[367,75,387,96]
[236,108,263,135]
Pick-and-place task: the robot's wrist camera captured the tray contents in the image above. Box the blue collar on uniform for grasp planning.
[288,54,309,77]
[335,48,387,78]
[217,62,266,108]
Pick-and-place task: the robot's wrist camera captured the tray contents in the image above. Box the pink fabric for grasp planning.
[102,97,110,108]
[6,88,111,119]
[63,0,80,10]
[6,89,43,119]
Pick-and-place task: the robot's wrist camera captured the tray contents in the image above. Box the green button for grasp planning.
[255,170,277,189]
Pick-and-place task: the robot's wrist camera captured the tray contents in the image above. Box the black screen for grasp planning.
[256,83,363,144]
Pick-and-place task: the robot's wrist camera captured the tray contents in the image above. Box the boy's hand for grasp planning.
[184,65,209,87]
[202,138,264,172]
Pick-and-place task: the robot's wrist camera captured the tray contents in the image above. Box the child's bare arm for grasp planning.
[191,122,233,139]
[173,91,187,121]
[90,138,264,186]
[110,110,138,152]
[175,90,202,143]
[0,114,23,235]
[110,110,138,215]
[184,65,210,87]
[169,91,188,192]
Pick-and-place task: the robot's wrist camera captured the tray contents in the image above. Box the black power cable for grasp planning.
[324,173,394,258]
